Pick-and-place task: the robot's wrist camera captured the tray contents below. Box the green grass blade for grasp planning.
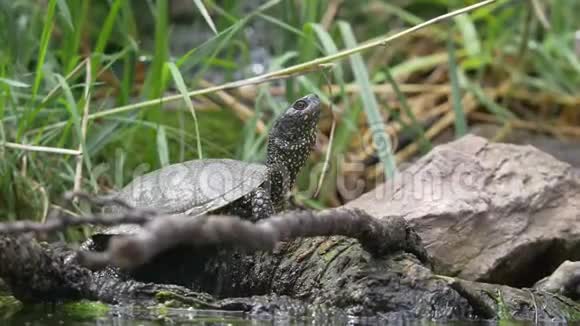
[156,125,170,167]
[301,0,320,24]
[176,19,238,72]
[311,23,346,97]
[90,0,124,90]
[297,76,331,105]
[268,52,298,71]
[63,0,89,73]
[117,1,138,106]
[463,74,515,121]
[17,0,57,140]
[447,31,467,137]
[34,0,57,100]
[309,23,356,176]
[177,0,281,72]
[54,74,97,191]
[238,109,262,162]
[56,0,73,30]
[86,117,125,154]
[257,13,304,36]
[167,62,203,159]
[383,68,431,152]
[298,20,320,65]
[0,85,6,142]
[453,13,481,57]
[143,0,169,99]
[94,0,124,56]
[0,78,29,88]
[339,21,396,179]
[390,52,450,78]
[378,2,424,25]
[114,148,126,189]
[193,0,218,34]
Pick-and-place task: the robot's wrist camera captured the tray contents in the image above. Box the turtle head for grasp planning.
[269,94,321,139]
[266,94,321,207]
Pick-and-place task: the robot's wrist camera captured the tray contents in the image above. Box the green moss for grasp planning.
[492,289,511,320]
[319,242,340,262]
[317,239,353,263]
[0,295,23,319]
[155,290,177,303]
[154,302,169,317]
[497,320,529,326]
[567,309,580,323]
[557,295,580,322]
[155,290,218,309]
[156,297,187,309]
[60,300,110,320]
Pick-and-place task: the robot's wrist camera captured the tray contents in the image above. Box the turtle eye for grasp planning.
[293,100,308,110]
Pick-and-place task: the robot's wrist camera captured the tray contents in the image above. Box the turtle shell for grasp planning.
[110,158,267,216]
[89,159,267,243]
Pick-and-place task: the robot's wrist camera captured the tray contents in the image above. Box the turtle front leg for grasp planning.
[250,186,274,221]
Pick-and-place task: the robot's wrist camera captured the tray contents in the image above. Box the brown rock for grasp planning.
[347,134,580,287]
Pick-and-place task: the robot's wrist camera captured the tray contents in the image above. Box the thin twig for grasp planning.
[575,30,580,57]
[73,59,92,194]
[38,0,497,132]
[65,191,139,211]
[50,204,80,218]
[314,72,337,198]
[13,155,49,223]
[20,155,27,177]
[529,0,550,30]
[31,180,49,224]
[41,57,89,104]
[238,83,452,99]
[516,4,533,65]
[3,142,81,155]
[526,289,539,325]
[315,119,336,199]
[321,0,344,30]
[503,88,580,107]
[0,192,158,234]
[0,212,151,234]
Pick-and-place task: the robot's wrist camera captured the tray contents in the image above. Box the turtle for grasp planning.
[85,93,321,251]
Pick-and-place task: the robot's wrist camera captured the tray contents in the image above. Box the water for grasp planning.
[5,305,348,325]
[1,303,536,326]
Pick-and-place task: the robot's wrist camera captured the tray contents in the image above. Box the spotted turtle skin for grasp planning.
[85,94,321,250]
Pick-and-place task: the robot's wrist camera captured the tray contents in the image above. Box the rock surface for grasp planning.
[535,260,580,300]
[347,134,580,287]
